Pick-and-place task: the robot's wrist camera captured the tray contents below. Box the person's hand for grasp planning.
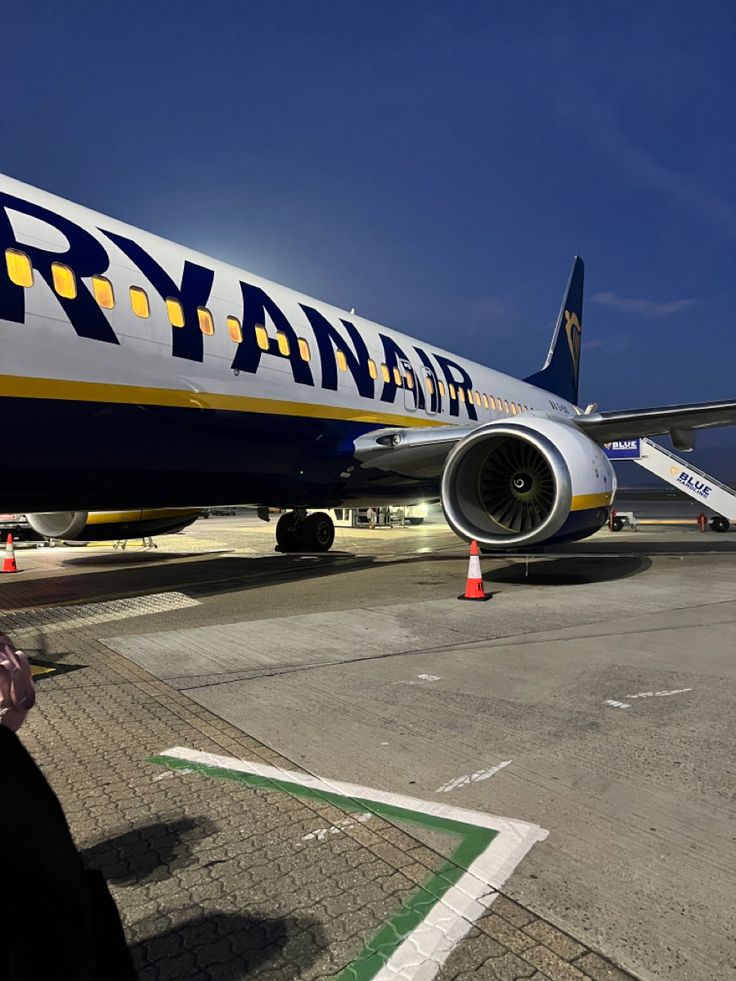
[0,633,36,731]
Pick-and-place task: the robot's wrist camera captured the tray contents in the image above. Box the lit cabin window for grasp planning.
[254,324,269,351]
[425,375,434,396]
[367,358,377,379]
[227,316,243,343]
[524,404,529,411]
[381,363,391,382]
[405,370,414,389]
[466,388,472,403]
[130,286,150,318]
[482,393,488,408]
[511,402,517,415]
[166,298,185,327]
[298,337,311,361]
[5,249,33,288]
[458,387,466,402]
[392,366,403,386]
[51,262,76,299]
[276,330,290,356]
[438,380,446,397]
[336,350,348,371]
[92,275,115,309]
[475,391,481,406]
[198,307,215,336]
[504,399,510,414]
[489,396,495,410]
[449,383,456,399]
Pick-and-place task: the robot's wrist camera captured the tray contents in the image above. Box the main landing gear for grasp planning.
[275,509,335,553]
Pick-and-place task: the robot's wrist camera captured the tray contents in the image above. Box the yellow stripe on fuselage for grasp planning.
[570,492,614,510]
[0,373,448,430]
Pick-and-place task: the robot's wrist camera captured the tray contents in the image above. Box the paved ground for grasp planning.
[3,515,734,980]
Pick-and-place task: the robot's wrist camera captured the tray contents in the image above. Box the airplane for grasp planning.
[1,172,735,553]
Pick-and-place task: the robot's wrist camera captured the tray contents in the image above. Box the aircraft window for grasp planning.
[392,366,403,387]
[482,393,488,408]
[504,399,510,414]
[438,380,446,397]
[449,383,456,399]
[336,350,348,372]
[405,370,414,389]
[425,375,434,396]
[166,298,185,328]
[130,286,150,318]
[458,387,466,402]
[5,249,33,288]
[381,363,391,382]
[198,307,215,336]
[489,396,495,410]
[524,404,529,411]
[92,275,115,309]
[511,402,517,415]
[298,337,311,361]
[475,391,481,406]
[367,358,377,379]
[227,316,243,343]
[51,262,77,300]
[254,323,269,351]
[466,388,472,403]
[275,330,290,356]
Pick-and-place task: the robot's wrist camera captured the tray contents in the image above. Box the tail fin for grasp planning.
[524,256,584,405]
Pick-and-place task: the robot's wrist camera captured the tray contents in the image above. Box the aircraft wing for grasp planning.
[574,400,736,445]
[354,400,736,477]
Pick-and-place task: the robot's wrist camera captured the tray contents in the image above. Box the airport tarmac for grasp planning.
[3,515,734,981]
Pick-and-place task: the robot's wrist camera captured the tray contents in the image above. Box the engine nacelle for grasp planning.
[441,418,615,548]
[25,508,202,542]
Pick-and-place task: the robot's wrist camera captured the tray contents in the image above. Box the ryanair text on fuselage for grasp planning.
[0,189,496,421]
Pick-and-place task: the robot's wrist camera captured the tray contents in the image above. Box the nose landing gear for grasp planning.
[275,510,335,553]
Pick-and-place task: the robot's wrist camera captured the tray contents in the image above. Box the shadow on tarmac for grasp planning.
[0,552,377,611]
[486,555,652,586]
[130,911,325,980]
[2,533,733,612]
[81,816,217,885]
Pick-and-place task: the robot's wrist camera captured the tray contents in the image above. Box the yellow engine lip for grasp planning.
[85,508,202,525]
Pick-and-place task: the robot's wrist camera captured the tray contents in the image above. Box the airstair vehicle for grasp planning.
[604,438,736,532]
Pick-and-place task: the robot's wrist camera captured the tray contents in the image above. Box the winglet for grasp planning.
[524,256,584,405]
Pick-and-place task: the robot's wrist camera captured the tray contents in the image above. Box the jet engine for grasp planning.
[25,508,202,542]
[440,418,615,548]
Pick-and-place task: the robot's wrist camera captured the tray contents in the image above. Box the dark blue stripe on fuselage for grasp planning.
[0,396,439,511]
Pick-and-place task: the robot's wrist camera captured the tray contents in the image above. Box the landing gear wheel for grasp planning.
[710,515,730,533]
[611,516,625,532]
[301,512,335,552]
[276,513,303,552]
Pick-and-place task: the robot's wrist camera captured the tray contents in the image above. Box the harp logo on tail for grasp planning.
[564,309,581,380]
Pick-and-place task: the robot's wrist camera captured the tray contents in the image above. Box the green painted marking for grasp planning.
[147,754,497,980]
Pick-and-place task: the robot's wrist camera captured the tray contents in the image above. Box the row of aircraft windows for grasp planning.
[4,248,533,413]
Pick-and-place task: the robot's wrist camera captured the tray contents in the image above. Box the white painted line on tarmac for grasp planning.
[626,687,693,699]
[605,688,693,710]
[436,761,512,794]
[157,747,546,981]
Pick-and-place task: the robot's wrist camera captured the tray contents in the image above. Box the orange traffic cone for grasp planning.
[3,533,18,573]
[458,539,491,601]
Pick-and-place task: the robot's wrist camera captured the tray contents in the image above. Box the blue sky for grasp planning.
[2,2,735,476]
